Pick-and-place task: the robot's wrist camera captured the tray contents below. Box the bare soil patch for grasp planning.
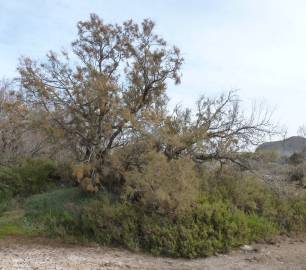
[1,236,306,270]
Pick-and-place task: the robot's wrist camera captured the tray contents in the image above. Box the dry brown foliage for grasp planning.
[123,151,200,216]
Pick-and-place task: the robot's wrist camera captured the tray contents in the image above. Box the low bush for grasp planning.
[140,202,276,257]
[0,158,58,197]
[288,166,304,183]
[25,187,277,258]
[0,184,12,214]
[275,195,306,232]
[4,159,306,258]
[288,153,305,165]
[81,198,140,249]
[208,171,279,217]
[123,152,200,216]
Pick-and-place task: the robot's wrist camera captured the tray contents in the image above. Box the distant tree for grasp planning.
[297,125,306,138]
[0,79,54,163]
[0,79,27,163]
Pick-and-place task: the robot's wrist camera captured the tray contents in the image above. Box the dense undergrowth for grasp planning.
[1,158,306,258]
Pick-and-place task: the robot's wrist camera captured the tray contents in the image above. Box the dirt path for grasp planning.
[1,236,306,270]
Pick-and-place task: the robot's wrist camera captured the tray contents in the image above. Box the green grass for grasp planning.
[25,187,83,213]
[0,188,85,238]
[0,210,36,238]
[22,187,99,242]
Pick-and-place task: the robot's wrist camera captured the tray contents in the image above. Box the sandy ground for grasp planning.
[0,236,306,270]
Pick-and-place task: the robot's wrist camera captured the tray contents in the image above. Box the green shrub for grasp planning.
[79,197,278,258]
[246,214,278,241]
[288,166,304,182]
[81,198,140,249]
[53,162,74,185]
[275,196,306,232]
[21,183,302,258]
[35,208,80,239]
[16,161,306,258]
[289,153,305,165]
[205,168,306,234]
[0,158,57,197]
[0,185,12,214]
[206,170,279,218]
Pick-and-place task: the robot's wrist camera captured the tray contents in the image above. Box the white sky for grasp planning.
[1,0,306,136]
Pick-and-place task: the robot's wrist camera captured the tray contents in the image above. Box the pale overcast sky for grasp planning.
[1,0,306,136]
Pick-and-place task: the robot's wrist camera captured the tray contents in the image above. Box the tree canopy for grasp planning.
[0,14,275,192]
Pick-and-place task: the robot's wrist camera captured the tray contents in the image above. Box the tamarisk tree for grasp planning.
[18,14,182,166]
[155,91,275,167]
[17,14,275,191]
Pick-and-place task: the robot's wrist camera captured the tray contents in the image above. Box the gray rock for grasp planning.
[240,245,255,252]
[256,136,306,157]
